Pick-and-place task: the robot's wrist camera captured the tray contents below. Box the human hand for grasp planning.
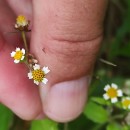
[0,0,107,122]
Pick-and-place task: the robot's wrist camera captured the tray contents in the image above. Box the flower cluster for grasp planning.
[11,15,50,86]
[103,83,130,110]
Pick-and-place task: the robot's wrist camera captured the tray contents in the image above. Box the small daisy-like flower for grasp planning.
[103,83,123,103]
[122,97,130,109]
[11,48,25,63]
[28,64,50,85]
[15,15,29,31]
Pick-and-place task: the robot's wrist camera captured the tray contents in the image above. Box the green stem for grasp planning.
[21,31,28,61]
[24,60,31,70]
[112,114,124,120]
[64,123,68,130]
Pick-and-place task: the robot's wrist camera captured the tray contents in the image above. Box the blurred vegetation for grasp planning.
[1,0,130,130]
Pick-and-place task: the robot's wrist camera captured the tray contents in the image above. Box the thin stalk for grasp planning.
[21,31,28,61]
[64,123,68,130]
[24,61,32,70]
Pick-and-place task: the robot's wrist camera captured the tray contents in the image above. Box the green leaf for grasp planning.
[84,101,109,124]
[30,119,58,130]
[0,104,13,130]
[67,114,90,130]
[114,102,122,109]
[91,97,107,105]
[118,42,130,57]
[106,122,122,130]
[91,97,112,107]
[122,125,129,130]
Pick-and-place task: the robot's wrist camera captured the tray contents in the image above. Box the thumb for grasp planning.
[31,0,107,122]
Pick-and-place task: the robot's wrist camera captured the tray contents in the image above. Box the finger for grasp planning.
[0,1,42,120]
[31,0,107,122]
[6,0,32,18]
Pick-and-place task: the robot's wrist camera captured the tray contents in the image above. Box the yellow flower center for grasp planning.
[14,51,23,60]
[32,69,45,82]
[16,15,27,26]
[107,88,117,98]
[122,99,130,108]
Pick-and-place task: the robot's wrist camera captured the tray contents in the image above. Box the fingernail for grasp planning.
[43,76,91,122]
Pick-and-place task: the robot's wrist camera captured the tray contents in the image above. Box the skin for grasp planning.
[0,0,107,122]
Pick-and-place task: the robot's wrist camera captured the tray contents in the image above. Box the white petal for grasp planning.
[104,85,110,91]
[11,51,16,57]
[16,47,20,51]
[111,83,118,89]
[33,64,40,70]
[22,22,26,26]
[42,78,48,84]
[42,67,50,74]
[28,72,33,79]
[34,80,39,85]
[111,98,118,103]
[128,105,130,109]
[22,48,25,54]
[103,93,109,100]
[21,56,25,60]
[126,97,130,100]
[14,59,20,63]
[15,24,18,28]
[117,90,123,97]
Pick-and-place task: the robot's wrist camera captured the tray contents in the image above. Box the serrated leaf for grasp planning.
[30,119,58,130]
[84,101,109,124]
[0,104,13,130]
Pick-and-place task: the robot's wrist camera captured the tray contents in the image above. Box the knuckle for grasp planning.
[43,35,102,81]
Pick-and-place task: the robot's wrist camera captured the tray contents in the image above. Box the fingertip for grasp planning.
[41,76,90,122]
[35,112,46,120]
[0,44,42,120]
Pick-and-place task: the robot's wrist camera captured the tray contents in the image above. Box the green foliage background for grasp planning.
[1,0,130,130]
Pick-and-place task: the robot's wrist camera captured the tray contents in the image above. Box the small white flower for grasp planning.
[103,83,123,103]
[122,97,130,109]
[15,15,28,28]
[28,64,50,85]
[11,47,25,63]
